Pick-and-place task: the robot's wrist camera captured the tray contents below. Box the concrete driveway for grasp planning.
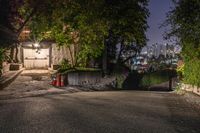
[0,91,199,133]
[0,70,66,100]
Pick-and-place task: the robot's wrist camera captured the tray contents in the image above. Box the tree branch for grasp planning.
[121,53,137,64]
[16,8,37,36]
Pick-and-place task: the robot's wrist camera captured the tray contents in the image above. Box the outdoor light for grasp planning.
[34,43,40,48]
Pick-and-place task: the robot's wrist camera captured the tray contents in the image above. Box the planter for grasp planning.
[63,70,102,86]
[9,63,22,71]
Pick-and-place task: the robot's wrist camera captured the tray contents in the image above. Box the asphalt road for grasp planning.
[0,91,200,133]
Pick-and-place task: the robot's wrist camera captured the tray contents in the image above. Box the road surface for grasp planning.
[0,91,199,133]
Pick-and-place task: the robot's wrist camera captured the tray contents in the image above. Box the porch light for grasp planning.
[34,43,40,48]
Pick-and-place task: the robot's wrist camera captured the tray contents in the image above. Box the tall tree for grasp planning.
[165,0,200,86]
[103,0,149,72]
[23,0,149,69]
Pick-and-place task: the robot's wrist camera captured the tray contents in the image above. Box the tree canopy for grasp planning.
[0,0,149,68]
[166,0,200,86]
[23,0,149,67]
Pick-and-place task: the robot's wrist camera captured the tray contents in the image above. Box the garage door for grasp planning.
[23,48,49,69]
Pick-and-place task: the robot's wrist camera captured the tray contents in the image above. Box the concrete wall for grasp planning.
[51,43,74,66]
[64,71,102,86]
[181,84,200,96]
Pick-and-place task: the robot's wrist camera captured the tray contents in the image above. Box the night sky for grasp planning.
[147,0,173,46]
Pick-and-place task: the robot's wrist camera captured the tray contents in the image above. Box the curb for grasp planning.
[0,69,24,90]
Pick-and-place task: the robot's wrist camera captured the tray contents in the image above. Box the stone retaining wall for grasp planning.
[181,84,200,96]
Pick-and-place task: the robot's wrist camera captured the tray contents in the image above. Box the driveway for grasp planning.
[0,70,100,100]
[0,91,200,133]
[0,70,66,99]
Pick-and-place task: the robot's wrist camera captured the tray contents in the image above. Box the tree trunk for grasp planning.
[10,47,14,63]
[102,40,108,76]
[14,44,19,63]
[68,46,75,68]
[116,43,123,65]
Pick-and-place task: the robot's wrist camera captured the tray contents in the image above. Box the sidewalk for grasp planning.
[0,69,23,90]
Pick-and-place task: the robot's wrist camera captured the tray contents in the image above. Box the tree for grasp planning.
[26,0,109,67]
[22,0,149,70]
[165,0,200,87]
[103,0,149,72]
[0,0,42,62]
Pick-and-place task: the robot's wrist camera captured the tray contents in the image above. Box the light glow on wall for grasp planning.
[34,43,40,48]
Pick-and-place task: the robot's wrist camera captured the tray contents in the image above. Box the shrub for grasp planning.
[180,42,200,87]
[59,58,71,72]
[116,74,127,89]
[183,60,200,87]
[177,64,184,80]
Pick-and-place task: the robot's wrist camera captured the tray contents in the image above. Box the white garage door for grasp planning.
[23,48,49,69]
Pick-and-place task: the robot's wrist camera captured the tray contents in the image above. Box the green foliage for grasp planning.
[183,60,200,87]
[59,58,71,72]
[116,74,127,89]
[176,64,184,79]
[166,0,200,87]
[140,70,173,87]
[24,0,149,68]
[105,0,149,46]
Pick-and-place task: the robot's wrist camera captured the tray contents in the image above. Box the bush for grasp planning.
[59,59,71,72]
[116,74,127,89]
[183,60,200,87]
[141,69,177,88]
[178,42,200,87]
[177,64,184,80]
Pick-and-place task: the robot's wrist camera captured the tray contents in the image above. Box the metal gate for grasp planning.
[23,48,49,69]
